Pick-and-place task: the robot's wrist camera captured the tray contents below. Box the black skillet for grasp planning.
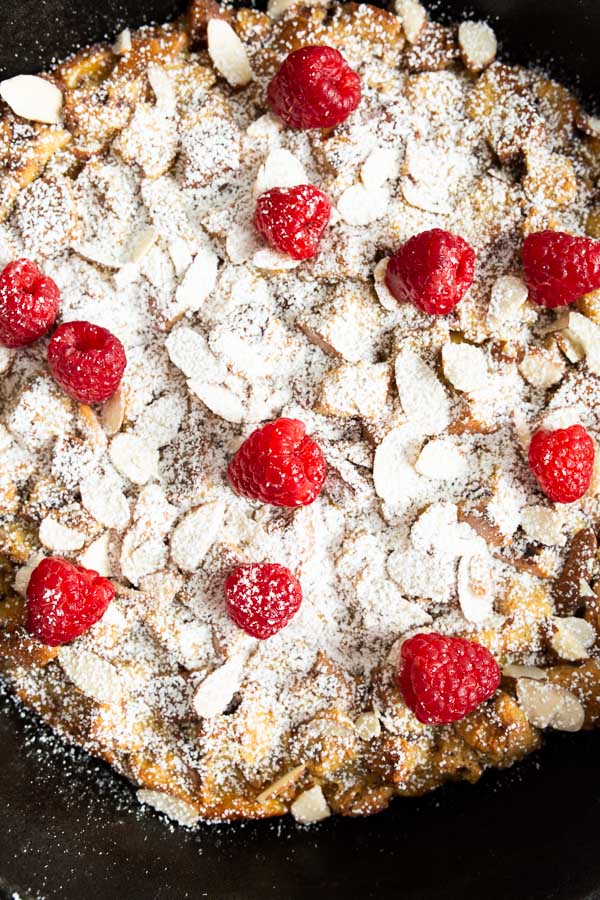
[0,1,599,898]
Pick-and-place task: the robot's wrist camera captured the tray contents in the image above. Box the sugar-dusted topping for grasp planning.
[1,1,600,824]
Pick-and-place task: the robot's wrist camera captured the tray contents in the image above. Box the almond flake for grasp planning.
[207,19,253,88]
[566,312,600,375]
[166,326,225,382]
[80,466,130,530]
[401,179,452,215]
[519,351,564,389]
[516,679,585,732]
[188,380,245,423]
[486,275,529,339]
[521,505,566,547]
[290,785,331,824]
[170,500,226,572]
[39,516,86,552]
[101,388,126,436]
[338,185,389,226]
[396,0,427,43]
[13,553,45,596]
[502,664,547,681]
[79,532,113,577]
[458,21,497,72]
[256,764,307,803]
[266,0,299,18]
[550,617,595,661]
[0,346,14,375]
[225,223,262,263]
[457,545,495,623]
[175,243,219,314]
[59,646,123,704]
[373,425,422,506]
[112,29,132,54]
[442,342,488,392]
[252,247,301,270]
[254,149,307,196]
[193,653,248,718]
[373,258,397,311]
[360,147,399,191]
[395,350,450,435]
[109,433,159,485]
[414,437,468,480]
[0,74,63,125]
[128,226,158,264]
[137,790,199,827]
[354,710,381,740]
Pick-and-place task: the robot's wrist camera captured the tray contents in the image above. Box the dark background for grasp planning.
[1,1,600,898]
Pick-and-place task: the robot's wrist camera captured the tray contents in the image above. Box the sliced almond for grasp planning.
[0,346,14,376]
[112,28,132,54]
[256,764,307,804]
[193,653,247,718]
[170,500,226,572]
[516,678,585,732]
[39,516,86,552]
[502,664,547,681]
[373,425,422,506]
[290,785,331,824]
[414,437,468,480]
[373,258,397,311]
[519,349,565,389]
[395,350,450,435]
[254,149,307,196]
[175,243,219,315]
[566,312,600,375]
[101,388,126,436]
[128,226,158,264]
[252,247,301,271]
[109,433,159,485]
[188,380,245,423]
[207,19,253,88]
[360,147,399,191]
[80,466,130,531]
[487,275,529,339]
[137,790,199,827]
[442,342,488,393]
[401,178,452,215]
[521,505,566,547]
[338,184,390,226]
[166,326,225,382]
[457,544,495,623]
[59,646,122,704]
[550,617,595,661]
[354,710,382,740]
[0,75,63,125]
[396,0,427,44]
[79,532,113,577]
[458,21,497,73]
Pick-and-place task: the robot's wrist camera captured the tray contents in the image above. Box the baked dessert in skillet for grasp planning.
[1,0,600,826]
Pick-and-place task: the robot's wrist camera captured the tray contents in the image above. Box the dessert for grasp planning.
[1,0,600,828]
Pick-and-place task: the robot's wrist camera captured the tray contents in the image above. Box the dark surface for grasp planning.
[1,1,600,898]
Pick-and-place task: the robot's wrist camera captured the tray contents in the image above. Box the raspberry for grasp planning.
[528,425,595,504]
[386,229,476,316]
[522,230,600,308]
[26,556,115,646]
[0,258,60,348]
[267,45,361,130]
[398,633,501,725]
[254,185,331,260]
[225,563,303,639]
[48,320,127,404]
[228,417,327,508]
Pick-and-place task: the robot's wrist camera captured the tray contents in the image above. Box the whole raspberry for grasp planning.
[0,258,60,348]
[254,185,331,260]
[26,557,115,646]
[48,320,127,404]
[228,417,326,508]
[225,562,303,639]
[528,425,595,504]
[398,633,501,725]
[267,45,361,130]
[386,229,476,315]
[522,231,600,308]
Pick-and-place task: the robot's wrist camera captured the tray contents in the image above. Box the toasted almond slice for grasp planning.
[176,243,219,314]
[266,0,299,18]
[128,226,158,264]
[401,178,452,215]
[414,437,468,480]
[256,765,307,803]
[457,545,495,623]
[193,653,247,718]
[487,275,530,339]
[112,29,132,54]
[360,147,399,191]
[166,326,225,382]
[188,380,245,423]
[395,350,450,435]
[109,433,159,485]
[79,532,113,577]
[458,21,497,72]
[521,505,566,547]
[516,678,585,732]
[0,346,14,375]
[373,258,397,311]
[252,247,301,271]
[290,785,331,824]
[442,342,488,392]
[78,404,108,452]
[225,223,263,264]
[0,74,63,125]
[207,19,253,88]
[101,388,126,436]
[566,312,600,375]
[519,351,564,389]
[170,500,226,572]
[373,425,422,506]
[59,646,123,704]
[137,790,199,827]
[13,553,45,597]
[354,711,381,740]
[80,467,130,531]
[502,664,547,681]
[39,516,86,552]
[254,148,307,196]
[550,617,595,661]
[396,0,427,43]
[338,184,390,226]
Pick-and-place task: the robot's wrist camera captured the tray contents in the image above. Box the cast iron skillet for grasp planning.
[1,2,599,898]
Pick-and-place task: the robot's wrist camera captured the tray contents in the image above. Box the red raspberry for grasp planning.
[48,320,127,404]
[267,45,361,130]
[228,418,326,508]
[0,258,60,348]
[26,557,115,646]
[528,425,595,504]
[385,228,476,316]
[398,633,501,725]
[254,185,331,260]
[225,562,303,639]
[522,231,600,308]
